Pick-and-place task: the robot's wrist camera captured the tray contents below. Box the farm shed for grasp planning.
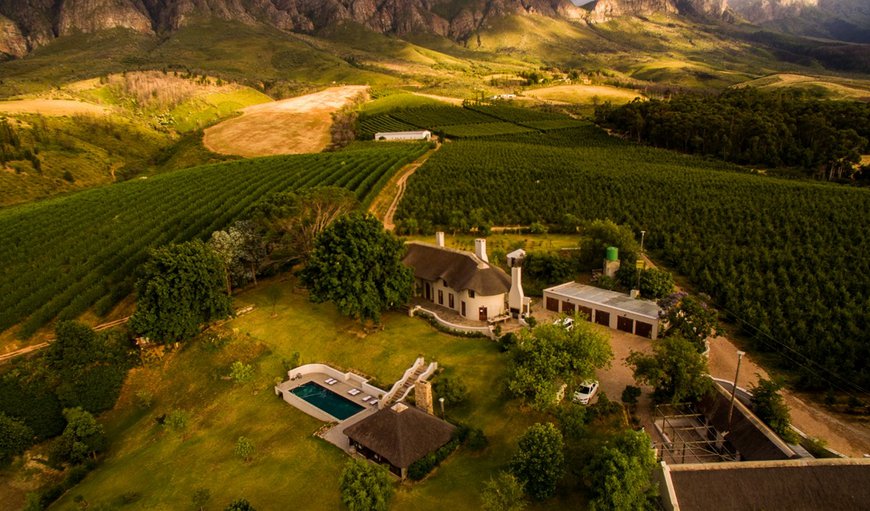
[543,282,662,339]
[374,130,431,141]
[344,403,456,479]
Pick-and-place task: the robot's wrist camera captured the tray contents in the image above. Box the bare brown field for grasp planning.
[203,86,369,157]
[0,99,109,116]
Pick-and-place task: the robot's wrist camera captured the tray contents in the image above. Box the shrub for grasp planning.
[433,376,469,406]
[230,361,255,384]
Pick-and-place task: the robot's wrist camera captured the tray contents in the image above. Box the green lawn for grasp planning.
[48,278,578,510]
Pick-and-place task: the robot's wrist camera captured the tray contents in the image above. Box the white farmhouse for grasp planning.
[374,130,432,141]
[403,234,510,322]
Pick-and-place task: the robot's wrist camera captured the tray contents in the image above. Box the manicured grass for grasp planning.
[48,279,566,510]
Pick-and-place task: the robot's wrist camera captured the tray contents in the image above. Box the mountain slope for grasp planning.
[0,0,734,58]
[729,0,870,42]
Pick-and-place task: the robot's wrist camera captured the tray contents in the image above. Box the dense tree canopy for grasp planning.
[627,335,712,404]
[47,321,131,413]
[659,293,719,352]
[130,240,233,343]
[0,412,33,466]
[481,472,527,511]
[300,212,413,322]
[596,88,870,182]
[508,318,613,409]
[750,378,797,443]
[50,407,106,465]
[339,459,394,511]
[584,430,658,511]
[510,423,565,501]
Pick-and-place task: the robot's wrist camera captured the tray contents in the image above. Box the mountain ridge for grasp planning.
[0,0,730,58]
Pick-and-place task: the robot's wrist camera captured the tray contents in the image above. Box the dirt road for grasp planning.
[372,144,440,231]
[707,336,870,457]
[203,86,368,157]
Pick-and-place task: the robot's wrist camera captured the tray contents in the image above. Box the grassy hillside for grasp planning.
[36,286,560,511]
[0,142,427,342]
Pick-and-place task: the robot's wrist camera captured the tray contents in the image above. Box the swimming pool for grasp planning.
[290,382,365,420]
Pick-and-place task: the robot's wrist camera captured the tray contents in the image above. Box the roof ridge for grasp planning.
[405,241,490,269]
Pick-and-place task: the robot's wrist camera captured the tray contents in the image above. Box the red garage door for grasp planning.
[546,297,559,312]
[562,301,575,314]
[617,316,634,333]
[635,321,653,338]
[594,310,610,327]
[579,306,593,321]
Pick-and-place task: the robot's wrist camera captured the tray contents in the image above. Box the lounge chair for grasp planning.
[347,388,361,396]
[361,396,372,403]
[325,378,337,385]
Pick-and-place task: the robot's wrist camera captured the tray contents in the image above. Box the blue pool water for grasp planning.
[290,381,365,420]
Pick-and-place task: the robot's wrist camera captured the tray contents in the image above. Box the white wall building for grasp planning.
[403,235,510,322]
[374,130,432,141]
[543,282,662,339]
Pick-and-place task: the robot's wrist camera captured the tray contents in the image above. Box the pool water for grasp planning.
[290,381,365,420]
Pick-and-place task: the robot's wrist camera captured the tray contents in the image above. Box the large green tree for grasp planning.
[584,430,658,511]
[130,241,233,343]
[50,407,106,465]
[339,459,394,511]
[508,317,612,408]
[300,212,413,323]
[750,378,797,443]
[47,321,130,413]
[0,412,33,466]
[481,472,527,511]
[578,219,640,270]
[659,292,718,352]
[510,423,565,501]
[627,335,711,404]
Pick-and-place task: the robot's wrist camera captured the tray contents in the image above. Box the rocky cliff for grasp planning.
[0,0,732,57]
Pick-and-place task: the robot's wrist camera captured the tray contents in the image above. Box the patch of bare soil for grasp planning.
[202,86,368,157]
[0,99,109,116]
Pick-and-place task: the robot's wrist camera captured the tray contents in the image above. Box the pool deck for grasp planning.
[275,372,383,422]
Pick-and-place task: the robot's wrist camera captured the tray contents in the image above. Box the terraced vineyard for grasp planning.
[396,125,870,389]
[0,143,427,337]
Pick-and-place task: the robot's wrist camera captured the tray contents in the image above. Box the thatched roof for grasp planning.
[698,382,797,461]
[666,459,870,511]
[344,404,456,468]
[403,242,510,296]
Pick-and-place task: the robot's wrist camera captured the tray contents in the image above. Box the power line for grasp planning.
[718,305,869,397]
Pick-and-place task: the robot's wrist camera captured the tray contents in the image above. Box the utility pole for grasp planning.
[728,351,746,427]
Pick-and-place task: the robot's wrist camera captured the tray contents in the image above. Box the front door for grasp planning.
[425,282,431,301]
[479,306,487,321]
[461,301,466,317]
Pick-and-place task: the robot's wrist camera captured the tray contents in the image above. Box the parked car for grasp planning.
[573,380,599,405]
[554,317,574,331]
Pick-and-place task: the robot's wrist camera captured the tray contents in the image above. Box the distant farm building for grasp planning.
[344,402,456,479]
[403,234,511,322]
[543,282,662,339]
[374,130,431,141]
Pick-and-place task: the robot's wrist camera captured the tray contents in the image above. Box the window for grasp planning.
[469,290,476,298]
[438,290,443,305]
[449,293,454,309]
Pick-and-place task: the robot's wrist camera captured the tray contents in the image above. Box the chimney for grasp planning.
[509,266,525,317]
[415,380,434,415]
[474,238,488,262]
[435,231,445,247]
